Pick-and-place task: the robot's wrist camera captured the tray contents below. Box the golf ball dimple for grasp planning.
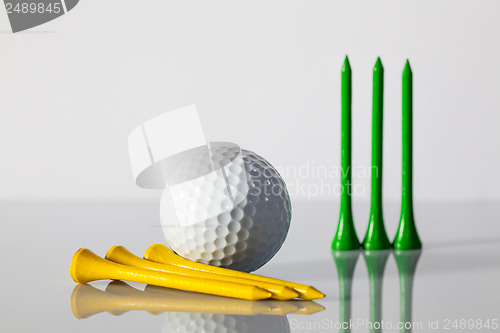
[160,146,291,272]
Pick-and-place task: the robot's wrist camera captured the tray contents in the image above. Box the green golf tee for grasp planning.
[393,60,422,250]
[333,56,360,250]
[363,58,391,250]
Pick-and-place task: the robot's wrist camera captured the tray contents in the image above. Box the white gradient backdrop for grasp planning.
[0,0,499,202]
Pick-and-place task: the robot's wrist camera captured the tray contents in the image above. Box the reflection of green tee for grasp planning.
[364,250,391,333]
[332,250,360,332]
[395,250,422,332]
[332,249,421,333]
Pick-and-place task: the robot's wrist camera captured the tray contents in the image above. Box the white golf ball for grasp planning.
[160,145,291,272]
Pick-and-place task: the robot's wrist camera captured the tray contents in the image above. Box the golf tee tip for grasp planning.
[271,287,299,301]
[251,287,273,300]
[295,286,326,300]
[343,55,351,72]
[403,59,412,74]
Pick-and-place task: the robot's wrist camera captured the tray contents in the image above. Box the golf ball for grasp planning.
[160,145,291,272]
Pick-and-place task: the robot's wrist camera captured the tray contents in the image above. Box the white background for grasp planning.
[1,0,499,203]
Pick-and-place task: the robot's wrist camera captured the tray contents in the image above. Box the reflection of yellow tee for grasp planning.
[71,281,324,319]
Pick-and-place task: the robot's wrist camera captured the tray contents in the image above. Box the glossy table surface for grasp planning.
[1,201,499,332]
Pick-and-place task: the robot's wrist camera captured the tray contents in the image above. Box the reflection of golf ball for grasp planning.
[160,146,291,272]
[162,313,290,333]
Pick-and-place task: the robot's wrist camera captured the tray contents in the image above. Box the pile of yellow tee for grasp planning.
[70,244,325,301]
